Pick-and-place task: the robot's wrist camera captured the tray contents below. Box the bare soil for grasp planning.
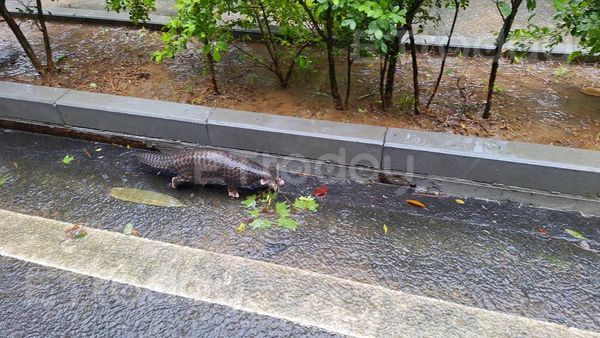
[1,21,599,150]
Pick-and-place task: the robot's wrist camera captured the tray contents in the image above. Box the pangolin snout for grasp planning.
[261,177,285,191]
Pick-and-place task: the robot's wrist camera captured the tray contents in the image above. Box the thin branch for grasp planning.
[426,0,460,109]
[297,0,326,40]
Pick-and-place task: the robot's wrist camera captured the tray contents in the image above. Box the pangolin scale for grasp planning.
[135,149,284,198]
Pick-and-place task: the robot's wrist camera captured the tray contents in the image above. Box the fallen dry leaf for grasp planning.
[536,226,549,236]
[406,199,426,208]
[65,224,87,240]
[455,199,465,204]
[110,187,185,207]
[313,185,330,198]
[579,87,600,97]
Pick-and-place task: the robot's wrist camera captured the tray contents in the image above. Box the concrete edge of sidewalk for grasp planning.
[1,80,599,207]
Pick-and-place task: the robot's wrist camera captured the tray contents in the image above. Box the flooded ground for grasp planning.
[0,21,599,150]
[0,129,598,331]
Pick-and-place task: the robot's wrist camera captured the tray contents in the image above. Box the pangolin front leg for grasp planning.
[225,178,241,199]
[171,165,194,189]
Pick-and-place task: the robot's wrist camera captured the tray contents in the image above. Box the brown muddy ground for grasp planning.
[1,21,599,150]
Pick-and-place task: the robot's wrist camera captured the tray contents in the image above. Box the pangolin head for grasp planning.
[260,170,285,191]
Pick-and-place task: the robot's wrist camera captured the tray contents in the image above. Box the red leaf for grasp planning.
[536,227,549,236]
[313,185,329,198]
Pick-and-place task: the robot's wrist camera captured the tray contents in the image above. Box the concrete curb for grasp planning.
[1,81,599,199]
[6,6,588,61]
[208,108,386,166]
[56,90,212,144]
[1,209,598,338]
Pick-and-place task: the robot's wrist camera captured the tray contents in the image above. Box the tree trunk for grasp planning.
[426,0,459,110]
[381,0,424,110]
[325,6,344,110]
[204,46,220,95]
[483,0,522,119]
[408,25,420,115]
[0,0,46,74]
[35,0,53,72]
[382,26,407,110]
[344,45,353,109]
[297,0,343,109]
[379,56,388,110]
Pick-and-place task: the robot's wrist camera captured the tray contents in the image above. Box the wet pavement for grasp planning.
[5,0,563,42]
[0,129,598,332]
[0,256,339,337]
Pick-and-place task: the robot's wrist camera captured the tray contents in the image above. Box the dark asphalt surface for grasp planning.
[0,256,341,337]
[0,129,598,331]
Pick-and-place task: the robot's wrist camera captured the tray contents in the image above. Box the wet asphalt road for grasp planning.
[0,129,598,332]
[0,256,340,337]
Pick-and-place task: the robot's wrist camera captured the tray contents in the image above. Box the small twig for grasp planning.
[82,148,92,158]
[358,92,378,100]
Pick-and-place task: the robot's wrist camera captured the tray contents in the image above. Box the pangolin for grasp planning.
[135,149,284,198]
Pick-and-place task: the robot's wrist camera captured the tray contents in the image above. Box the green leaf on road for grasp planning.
[109,187,185,207]
[242,195,257,209]
[62,154,75,164]
[293,196,319,212]
[0,176,8,187]
[383,223,389,235]
[248,207,261,218]
[565,228,587,240]
[275,202,291,218]
[123,223,135,235]
[277,217,299,231]
[250,218,273,230]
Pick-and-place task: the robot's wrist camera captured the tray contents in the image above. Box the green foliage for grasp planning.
[275,202,291,218]
[277,217,299,231]
[240,192,319,231]
[233,0,317,87]
[509,0,598,60]
[248,208,261,218]
[565,228,587,240]
[105,0,156,23]
[554,0,600,56]
[497,1,511,18]
[396,89,415,112]
[0,176,8,188]
[62,154,75,164]
[493,85,508,94]
[250,218,273,230]
[152,0,233,68]
[242,195,257,208]
[123,223,135,235]
[554,65,569,78]
[293,196,319,212]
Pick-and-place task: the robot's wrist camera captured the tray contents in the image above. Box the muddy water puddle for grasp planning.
[1,21,599,150]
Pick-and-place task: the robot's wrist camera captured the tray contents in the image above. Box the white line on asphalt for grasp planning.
[0,209,597,338]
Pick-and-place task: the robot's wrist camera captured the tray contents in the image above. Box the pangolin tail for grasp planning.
[134,152,177,171]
